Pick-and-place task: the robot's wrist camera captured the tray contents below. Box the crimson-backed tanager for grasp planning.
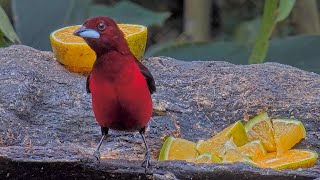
[73,17,156,171]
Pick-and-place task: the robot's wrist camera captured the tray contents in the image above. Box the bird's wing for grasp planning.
[86,74,91,93]
[135,60,156,94]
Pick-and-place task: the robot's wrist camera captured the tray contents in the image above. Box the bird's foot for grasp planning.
[141,151,152,173]
[93,150,101,164]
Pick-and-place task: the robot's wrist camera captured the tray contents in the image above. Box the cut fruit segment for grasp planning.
[222,149,258,166]
[223,149,249,162]
[213,120,248,147]
[237,140,267,161]
[196,121,248,157]
[194,152,222,164]
[158,136,198,162]
[255,149,318,170]
[196,136,237,157]
[245,112,276,152]
[272,119,306,155]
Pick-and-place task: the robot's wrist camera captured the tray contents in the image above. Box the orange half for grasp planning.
[50,24,147,73]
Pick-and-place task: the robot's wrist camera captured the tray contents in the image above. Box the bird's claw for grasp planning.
[93,150,101,163]
[141,151,152,173]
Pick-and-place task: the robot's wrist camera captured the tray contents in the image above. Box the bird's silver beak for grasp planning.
[73,26,100,39]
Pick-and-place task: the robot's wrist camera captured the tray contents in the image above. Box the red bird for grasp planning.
[73,17,156,170]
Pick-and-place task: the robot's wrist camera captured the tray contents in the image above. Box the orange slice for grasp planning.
[237,140,267,161]
[196,137,237,158]
[272,119,306,155]
[196,121,248,157]
[255,149,318,170]
[50,24,147,73]
[214,120,249,146]
[194,152,222,164]
[222,149,257,166]
[245,112,276,152]
[158,136,198,162]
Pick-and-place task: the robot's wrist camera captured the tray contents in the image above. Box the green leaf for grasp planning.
[145,35,320,74]
[0,31,9,47]
[276,0,296,22]
[0,5,20,43]
[89,1,170,27]
[12,0,91,50]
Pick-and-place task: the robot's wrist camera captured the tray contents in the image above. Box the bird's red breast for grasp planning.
[89,51,153,131]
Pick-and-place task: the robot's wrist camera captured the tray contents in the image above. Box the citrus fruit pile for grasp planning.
[50,24,147,73]
[158,112,318,170]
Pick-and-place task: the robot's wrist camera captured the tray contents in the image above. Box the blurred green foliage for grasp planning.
[12,0,91,50]
[277,0,296,22]
[233,18,260,48]
[145,35,320,74]
[146,1,318,73]
[248,0,279,64]
[0,5,20,47]
[89,1,170,27]
[11,0,169,50]
[249,0,296,64]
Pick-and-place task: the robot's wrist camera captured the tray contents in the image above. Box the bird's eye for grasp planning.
[97,22,106,31]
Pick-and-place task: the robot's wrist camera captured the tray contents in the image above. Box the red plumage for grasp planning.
[90,51,153,131]
[74,17,155,171]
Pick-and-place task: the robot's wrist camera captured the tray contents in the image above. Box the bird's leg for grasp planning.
[94,127,109,162]
[139,127,152,172]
